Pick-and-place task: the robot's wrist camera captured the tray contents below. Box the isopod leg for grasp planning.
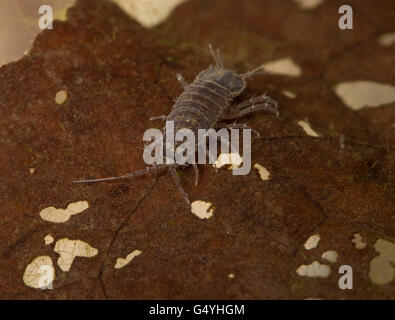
[221,94,279,119]
[233,93,270,110]
[213,122,260,144]
[239,103,279,117]
[225,123,261,137]
[169,166,191,205]
[176,73,188,89]
[208,44,223,69]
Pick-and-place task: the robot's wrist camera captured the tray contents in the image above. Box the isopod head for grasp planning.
[197,69,246,96]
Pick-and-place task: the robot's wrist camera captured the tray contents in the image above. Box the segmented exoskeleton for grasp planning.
[74,45,279,205]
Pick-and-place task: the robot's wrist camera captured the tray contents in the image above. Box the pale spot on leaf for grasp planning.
[265,57,302,77]
[115,250,142,269]
[23,256,55,289]
[54,238,98,272]
[191,200,214,219]
[282,90,297,99]
[321,250,338,263]
[254,163,270,180]
[369,239,395,285]
[39,200,89,223]
[334,81,395,110]
[294,0,324,10]
[297,120,321,137]
[55,90,67,104]
[44,234,55,245]
[304,234,320,250]
[112,0,187,28]
[296,261,331,278]
[351,233,366,250]
[378,32,395,47]
[214,153,242,170]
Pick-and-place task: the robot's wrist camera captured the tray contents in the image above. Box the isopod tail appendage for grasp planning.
[169,166,191,205]
[73,164,166,183]
[208,44,223,69]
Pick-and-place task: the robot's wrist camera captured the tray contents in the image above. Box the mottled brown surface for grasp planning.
[0,0,394,299]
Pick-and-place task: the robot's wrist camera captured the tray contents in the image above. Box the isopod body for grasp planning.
[74,45,279,205]
[169,69,245,135]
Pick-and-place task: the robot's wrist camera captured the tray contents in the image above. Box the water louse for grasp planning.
[74,45,279,205]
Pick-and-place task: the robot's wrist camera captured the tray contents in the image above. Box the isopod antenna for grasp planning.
[73,164,166,183]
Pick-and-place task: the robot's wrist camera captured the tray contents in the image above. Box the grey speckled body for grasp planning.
[74,45,279,206]
[168,69,246,136]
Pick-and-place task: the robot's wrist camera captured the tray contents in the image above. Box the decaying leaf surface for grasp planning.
[0,0,394,299]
